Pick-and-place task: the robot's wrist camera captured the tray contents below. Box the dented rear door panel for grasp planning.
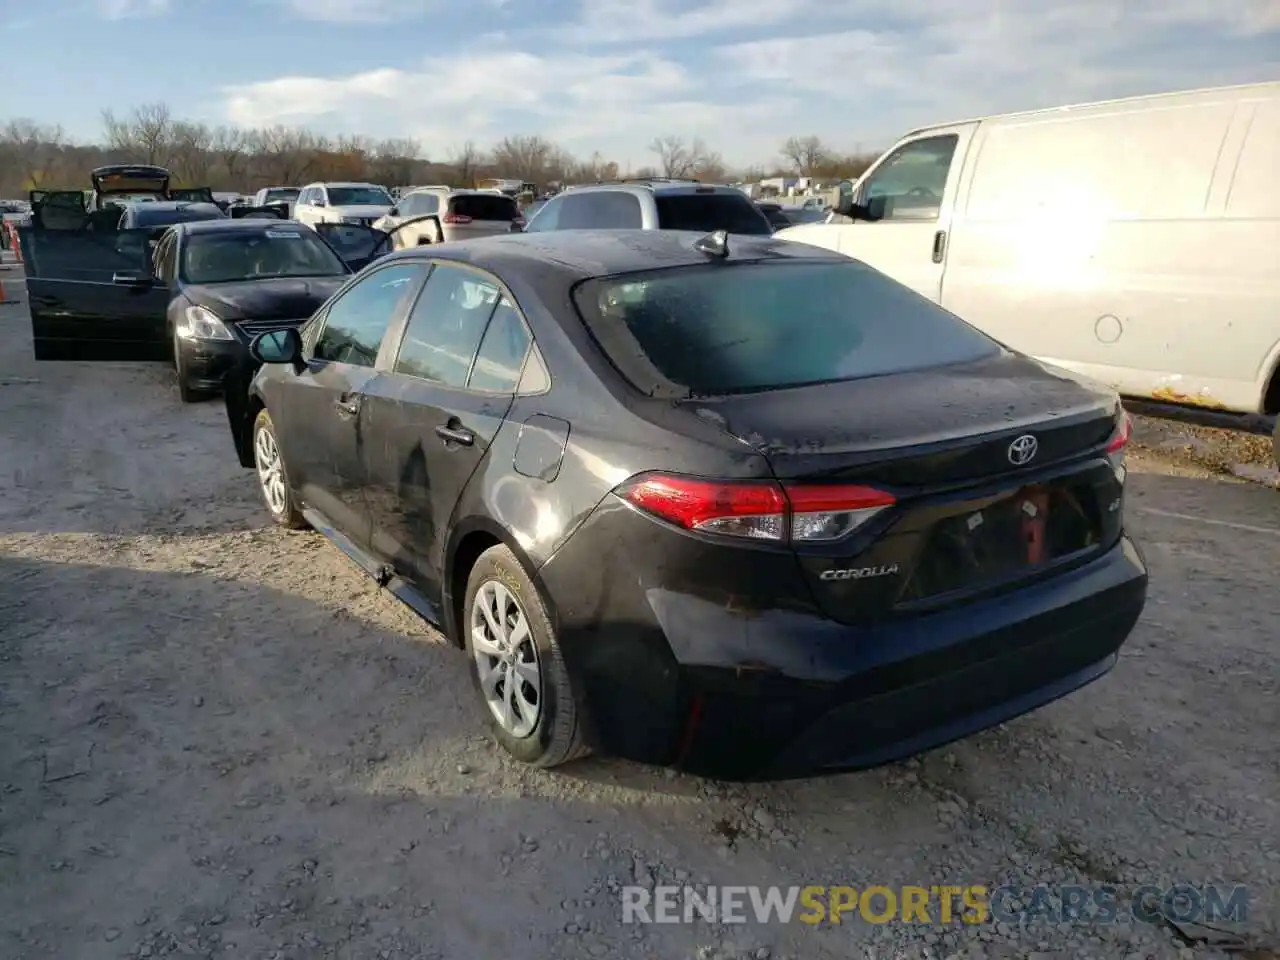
[21,226,172,361]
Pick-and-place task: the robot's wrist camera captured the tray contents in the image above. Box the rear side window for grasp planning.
[551,192,643,229]
[394,263,501,387]
[449,194,518,221]
[469,298,531,392]
[655,194,772,235]
[573,261,999,396]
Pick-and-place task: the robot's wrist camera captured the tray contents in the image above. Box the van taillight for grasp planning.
[615,473,896,543]
[442,213,472,224]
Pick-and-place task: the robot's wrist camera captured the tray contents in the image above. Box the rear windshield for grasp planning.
[655,193,772,235]
[180,227,347,284]
[327,186,391,206]
[449,194,519,221]
[264,188,300,202]
[573,260,999,396]
[132,204,225,227]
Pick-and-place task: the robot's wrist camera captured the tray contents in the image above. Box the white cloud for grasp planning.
[94,0,168,18]
[278,0,436,21]
[558,0,821,44]
[221,0,1279,167]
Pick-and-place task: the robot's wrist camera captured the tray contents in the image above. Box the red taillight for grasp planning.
[615,473,896,543]
[442,213,472,224]
[512,216,525,227]
[1106,411,1131,454]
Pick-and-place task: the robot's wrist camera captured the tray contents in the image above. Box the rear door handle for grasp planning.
[333,394,360,417]
[931,230,947,264]
[435,423,475,446]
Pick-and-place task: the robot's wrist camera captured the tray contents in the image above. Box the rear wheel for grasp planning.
[463,545,589,767]
[252,408,306,529]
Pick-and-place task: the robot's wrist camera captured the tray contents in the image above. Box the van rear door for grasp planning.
[835,122,977,302]
[20,224,171,361]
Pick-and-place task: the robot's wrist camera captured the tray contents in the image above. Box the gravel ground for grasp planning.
[1,264,1278,960]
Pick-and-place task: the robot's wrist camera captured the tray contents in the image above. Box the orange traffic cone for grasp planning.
[0,278,16,305]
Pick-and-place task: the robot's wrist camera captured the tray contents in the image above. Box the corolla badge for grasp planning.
[1007,434,1039,466]
[820,564,900,581]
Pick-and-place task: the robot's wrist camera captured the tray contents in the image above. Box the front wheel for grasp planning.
[252,408,306,529]
[463,545,590,768]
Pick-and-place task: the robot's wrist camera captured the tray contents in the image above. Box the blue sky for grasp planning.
[3,0,1278,168]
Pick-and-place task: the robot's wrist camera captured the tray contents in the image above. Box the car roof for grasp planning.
[563,181,744,196]
[173,218,309,235]
[379,229,845,282]
[306,181,385,189]
[124,201,222,213]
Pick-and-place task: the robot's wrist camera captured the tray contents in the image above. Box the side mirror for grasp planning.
[250,327,304,372]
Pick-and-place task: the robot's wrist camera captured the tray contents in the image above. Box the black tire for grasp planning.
[173,330,213,403]
[463,544,590,768]
[251,408,306,529]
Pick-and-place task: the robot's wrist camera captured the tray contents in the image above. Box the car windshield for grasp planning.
[264,188,300,202]
[180,228,347,284]
[573,260,999,396]
[654,194,773,235]
[131,204,225,227]
[327,186,391,206]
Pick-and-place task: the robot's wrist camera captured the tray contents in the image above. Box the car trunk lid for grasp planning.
[677,353,1124,624]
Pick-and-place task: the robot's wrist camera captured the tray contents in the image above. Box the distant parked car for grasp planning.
[292,182,394,228]
[373,186,524,246]
[523,180,772,235]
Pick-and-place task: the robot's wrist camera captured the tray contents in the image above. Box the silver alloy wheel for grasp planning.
[254,424,288,516]
[470,579,541,738]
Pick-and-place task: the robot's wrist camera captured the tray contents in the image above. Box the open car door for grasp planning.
[312,222,393,272]
[28,190,89,231]
[19,223,172,361]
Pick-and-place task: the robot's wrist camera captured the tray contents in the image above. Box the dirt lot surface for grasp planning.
[1,264,1278,960]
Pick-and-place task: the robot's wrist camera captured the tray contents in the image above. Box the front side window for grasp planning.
[327,186,392,206]
[857,135,958,222]
[573,259,998,396]
[180,227,348,284]
[313,263,424,367]
[393,263,503,388]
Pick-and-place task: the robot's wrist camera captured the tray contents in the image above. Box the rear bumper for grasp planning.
[539,513,1147,780]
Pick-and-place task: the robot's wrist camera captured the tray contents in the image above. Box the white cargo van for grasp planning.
[776,82,1280,464]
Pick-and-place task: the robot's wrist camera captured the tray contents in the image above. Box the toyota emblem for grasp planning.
[1008,434,1039,466]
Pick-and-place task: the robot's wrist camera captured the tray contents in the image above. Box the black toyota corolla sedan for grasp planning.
[224,228,1147,780]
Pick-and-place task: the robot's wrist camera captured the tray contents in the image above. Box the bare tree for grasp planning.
[648,135,718,179]
[447,141,482,186]
[781,135,825,176]
[129,103,174,165]
[169,122,214,184]
[0,119,67,190]
[211,126,246,185]
[489,135,558,183]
